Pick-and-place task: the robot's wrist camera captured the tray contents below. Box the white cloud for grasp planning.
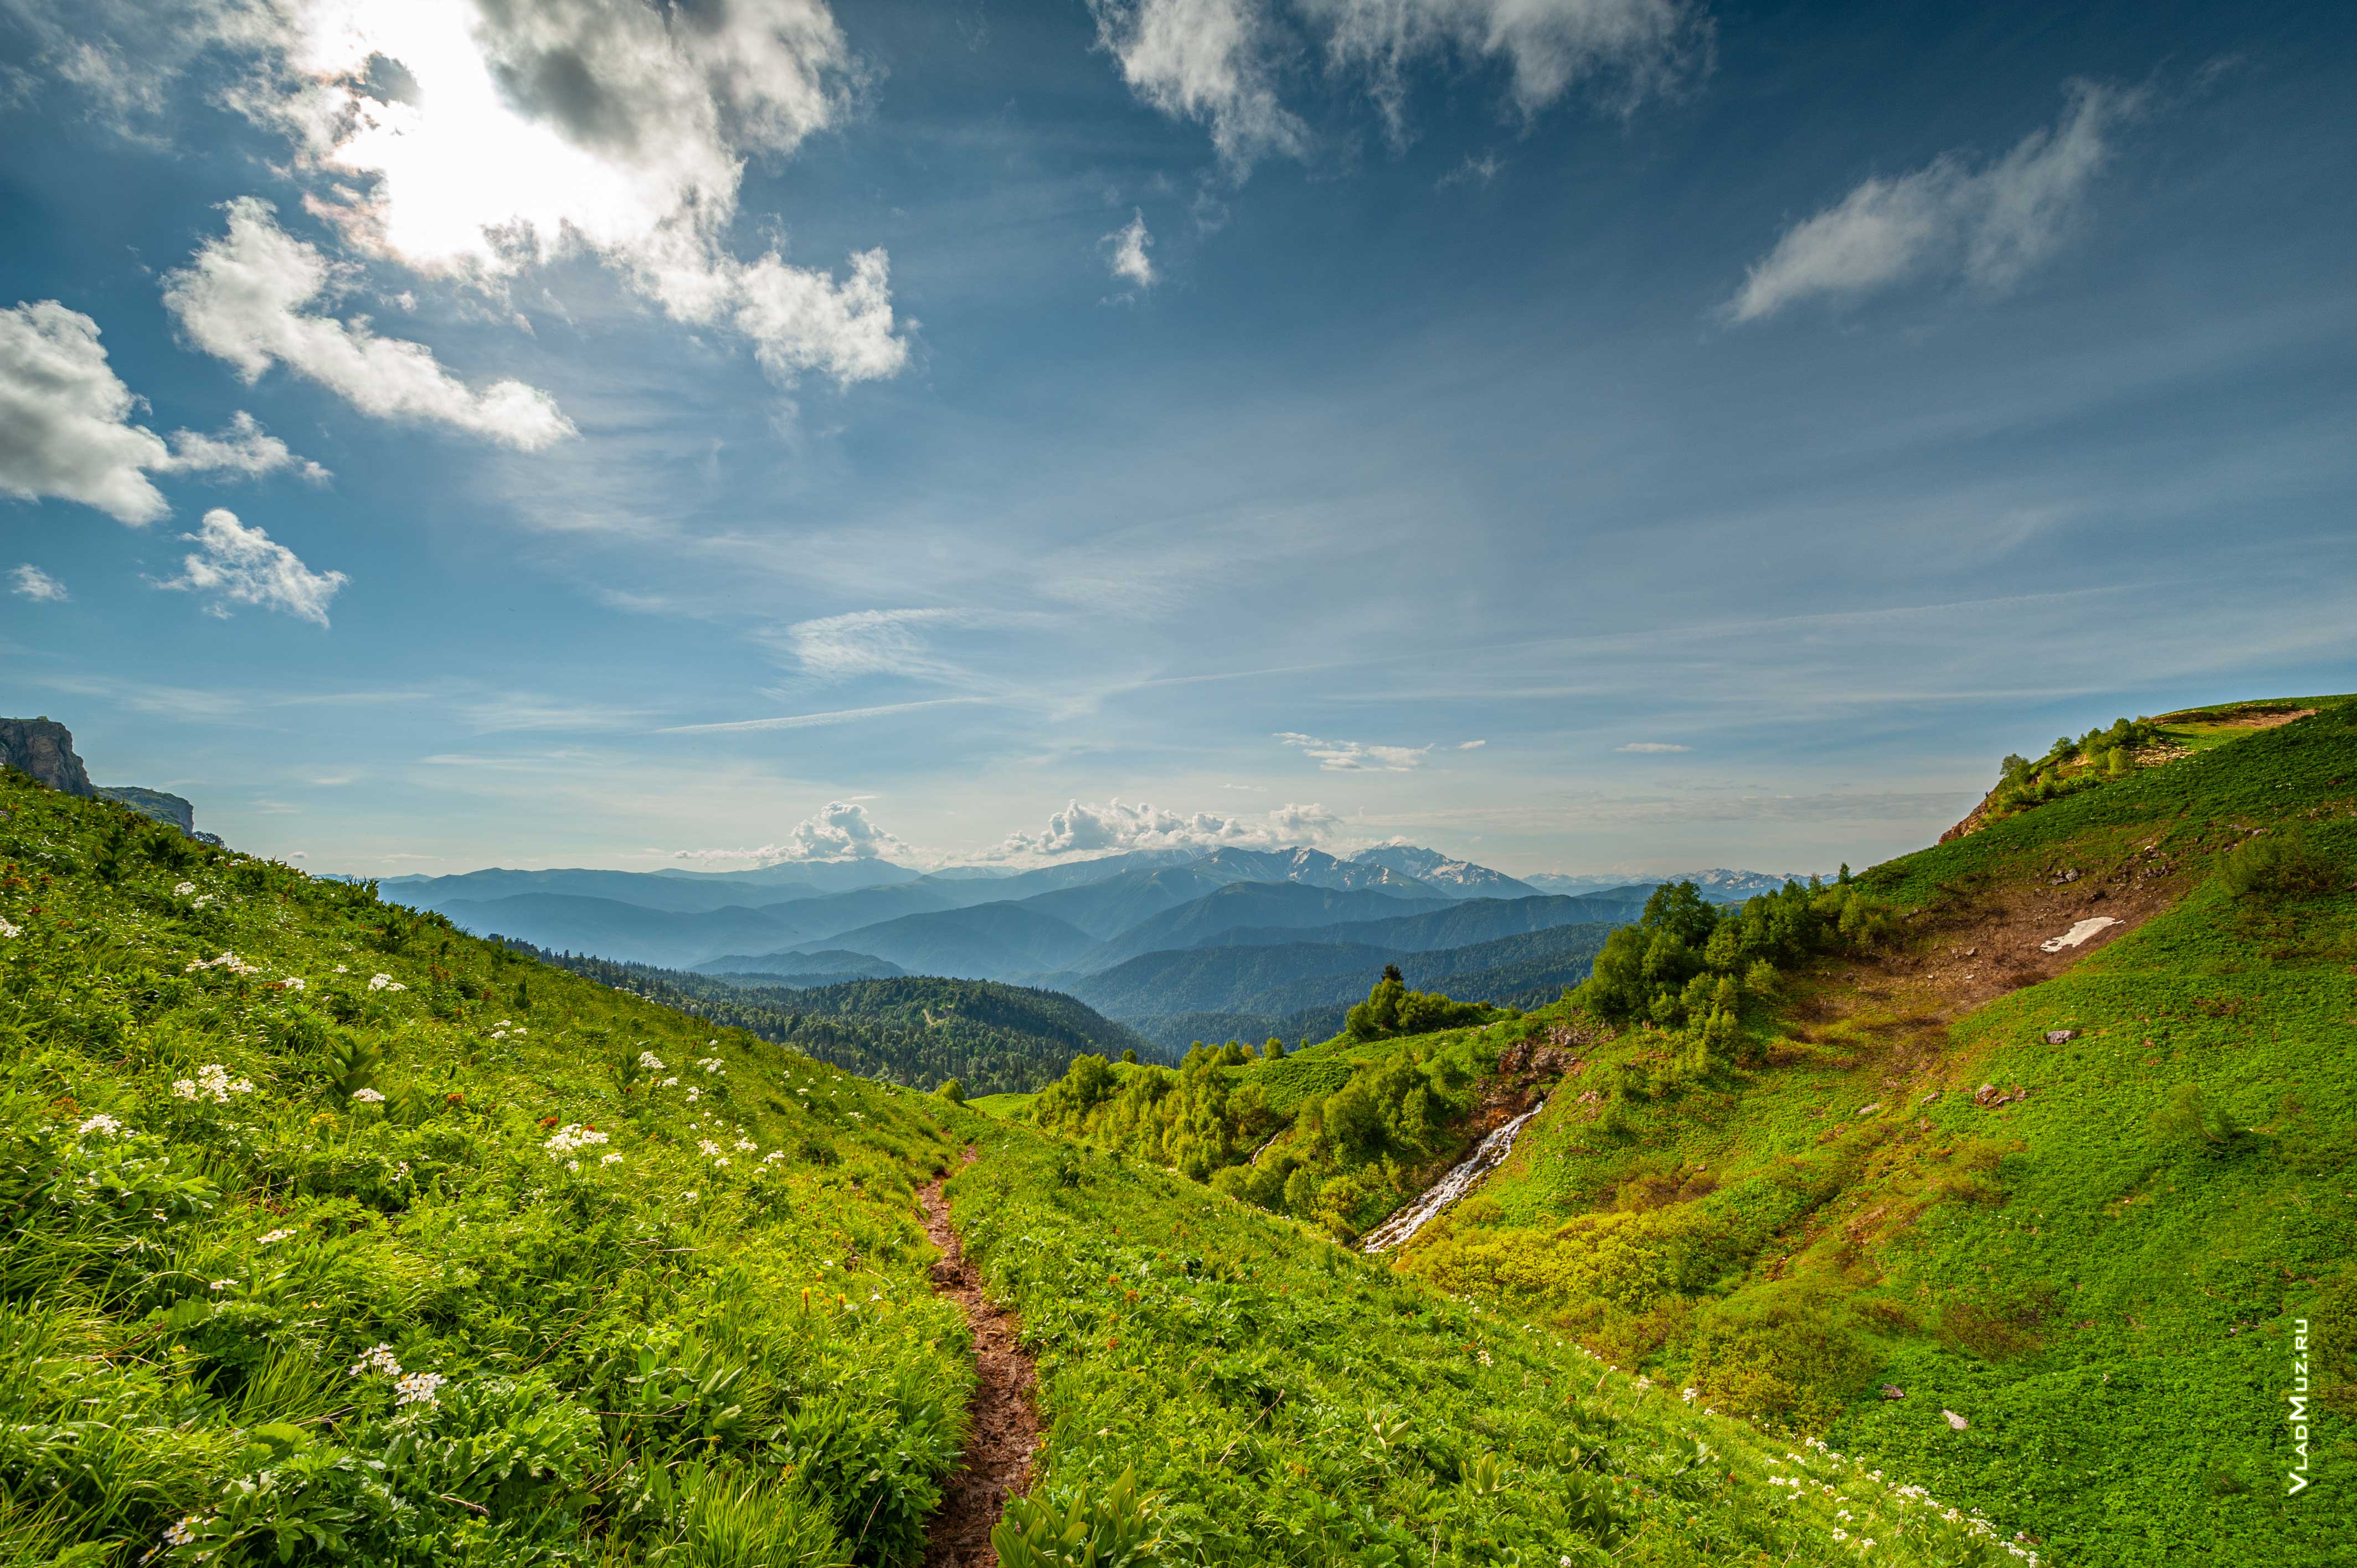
[1615,740,1689,752]
[1437,151,1502,188]
[11,564,68,602]
[1275,730,1433,771]
[163,199,576,448]
[1307,0,1706,135]
[1726,81,2145,323]
[778,607,975,682]
[206,0,907,389]
[1105,210,1157,288]
[155,410,332,483]
[675,800,911,864]
[662,697,994,734]
[1089,0,1701,167]
[1456,739,1486,750]
[997,796,1342,858]
[159,507,348,626]
[1087,0,1306,172]
[0,298,327,525]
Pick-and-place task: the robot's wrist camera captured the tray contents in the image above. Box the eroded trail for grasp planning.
[918,1151,1039,1568]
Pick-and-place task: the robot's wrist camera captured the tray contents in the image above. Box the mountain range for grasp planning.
[377,839,1786,1045]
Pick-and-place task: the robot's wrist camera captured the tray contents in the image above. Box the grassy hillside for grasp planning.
[1394,699,2356,1566]
[514,945,1155,1096]
[0,768,977,1566]
[942,1116,2035,1568]
[4,761,2056,1568]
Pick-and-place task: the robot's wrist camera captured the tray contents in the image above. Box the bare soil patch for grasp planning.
[919,1149,1039,1568]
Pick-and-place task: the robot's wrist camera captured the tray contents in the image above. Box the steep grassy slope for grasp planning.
[512,946,1153,1095]
[0,771,977,1566]
[1397,699,2356,1567]
[943,1116,2036,1568]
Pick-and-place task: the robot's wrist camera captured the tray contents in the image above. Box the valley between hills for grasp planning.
[0,697,2347,1567]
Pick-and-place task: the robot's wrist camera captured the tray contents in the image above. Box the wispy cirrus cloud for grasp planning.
[1726,81,2148,323]
[1275,730,1433,771]
[1615,741,1690,752]
[11,564,68,602]
[660,697,996,735]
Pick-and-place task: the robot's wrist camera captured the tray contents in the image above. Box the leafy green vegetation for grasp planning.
[0,772,976,1566]
[1391,699,2357,1565]
[942,1112,2036,1568]
[511,943,1155,1096]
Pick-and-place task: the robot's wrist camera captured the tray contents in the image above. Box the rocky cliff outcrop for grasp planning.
[99,786,196,834]
[0,718,95,796]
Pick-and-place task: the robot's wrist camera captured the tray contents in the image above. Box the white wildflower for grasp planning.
[164,1517,200,1546]
[173,882,198,896]
[698,1057,725,1075]
[75,1113,127,1138]
[698,1139,722,1158]
[186,951,260,975]
[543,1125,610,1157]
[334,964,348,973]
[256,1228,295,1246]
[208,1278,233,1291]
[685,1086,701,1103]
[0,917,17,939]
[734,1137,756,1152]
[682,1190,697,1202]
[601,1152,624,1165]
[658,1076,678,1088]
[280,977,306,991]
[393,1370,445,1407]
[350,1087,385,1103]
[171,1079,198,1099]
[638,1051,666,1072]
[349,1344,402,1379]
[566,1159,579,1172]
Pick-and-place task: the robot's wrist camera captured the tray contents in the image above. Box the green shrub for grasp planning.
[2217,827,2343,901]
[990,1469,1163,1567]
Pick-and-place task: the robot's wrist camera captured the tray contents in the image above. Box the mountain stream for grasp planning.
[1360,1099,1546,1254]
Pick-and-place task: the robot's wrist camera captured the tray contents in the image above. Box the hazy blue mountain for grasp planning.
[795,902,1099,979]
[689,948,907,982]
[386,866,828,914]
[1346,845,1541,899]
[1196,892,1652,954]
[436,894,810,968]
[1520,869,1818,902]
[1009,866,1232,940]
[1184,845,1442,896]
[649,860,925,893]
[1072,882,1455,972]
[1079,922,1619,1050]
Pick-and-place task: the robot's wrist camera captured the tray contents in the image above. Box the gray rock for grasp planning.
[1881,1384,1905,1400]
[2045,1029,2078,1045]
[0,718,94,796]
[1943,1409,1969,1431]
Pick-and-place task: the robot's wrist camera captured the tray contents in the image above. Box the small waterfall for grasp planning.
[1360,1099,1545,1255]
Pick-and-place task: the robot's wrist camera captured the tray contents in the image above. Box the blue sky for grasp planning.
[3,0,2351,880]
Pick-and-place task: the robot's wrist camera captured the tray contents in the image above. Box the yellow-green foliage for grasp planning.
[0,772,972,1567]
[1390,699,2357,1567]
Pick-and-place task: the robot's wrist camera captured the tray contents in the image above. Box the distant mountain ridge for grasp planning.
[1522,868,1822,901]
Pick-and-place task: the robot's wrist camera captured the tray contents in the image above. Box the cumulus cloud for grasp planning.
[11,564,69,602]
[159,507,349,626]
[997,796,1343,858]
[1615,740,1689,752]
[673,800,912,864]
[1089,0,1701,168]
[207,0,907,389]
[0,298,328,525]
[163,199,576,448]
[1275,730,1433,771]
[1726,81,2145,323]
[1087,0,1306,172]
[1105,209,1157,288]
[1307,0,1707,135]
[157,410,333,482]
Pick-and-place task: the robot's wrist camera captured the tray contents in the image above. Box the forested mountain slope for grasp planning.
[0,748,2030,1568]
[514,944,1155,1096]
